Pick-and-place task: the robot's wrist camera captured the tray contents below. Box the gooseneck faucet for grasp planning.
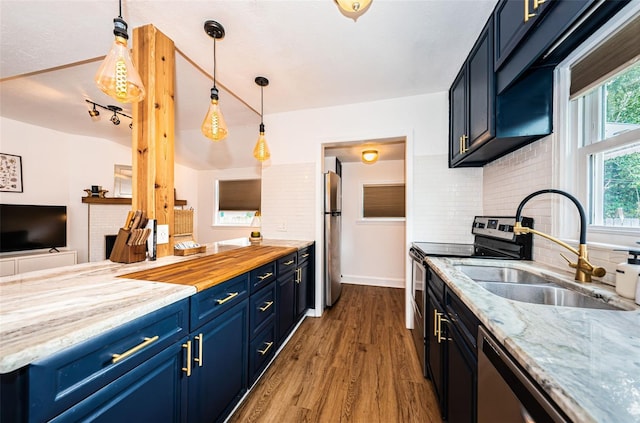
[513,189,606,283]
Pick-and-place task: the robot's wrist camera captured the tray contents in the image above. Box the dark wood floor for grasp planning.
[229,284,443,423]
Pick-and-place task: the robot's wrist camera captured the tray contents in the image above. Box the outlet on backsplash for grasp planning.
[157,224,169,244]
[276,222,287,232]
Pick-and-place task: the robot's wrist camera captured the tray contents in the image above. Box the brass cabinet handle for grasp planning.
[284,260,295,265]
[258,272,273,281]
[301,253,309,258]
[534,0,545,9]
[258,341,274,356]
[461,134,469,153]
[259,301,274,312]
[295,268,301,284]
[182,340,192,376]
[437,315,452,344]
[194,333,204,367]
[111,335,159,364]
[216,292,239,305]
[524,0,536,23]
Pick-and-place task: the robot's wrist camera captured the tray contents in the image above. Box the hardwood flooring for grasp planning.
[229,284,443,423]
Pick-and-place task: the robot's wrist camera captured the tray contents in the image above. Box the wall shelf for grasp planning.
[82,197,187,206]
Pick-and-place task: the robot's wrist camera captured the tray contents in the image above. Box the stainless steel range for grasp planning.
[409,216,533,376]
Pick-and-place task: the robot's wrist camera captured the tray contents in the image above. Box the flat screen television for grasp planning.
[0,204,67,253]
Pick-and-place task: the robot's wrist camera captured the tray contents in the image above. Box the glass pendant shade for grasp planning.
[253,127,270,162]
[201,93,228,141]
[334,0,372,20]
[95,20,145,103]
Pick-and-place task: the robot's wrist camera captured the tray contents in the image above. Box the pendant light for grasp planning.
[253,76,271,162]
[94,0,145,103]
[334,0,373,21]
[201,20,228,142]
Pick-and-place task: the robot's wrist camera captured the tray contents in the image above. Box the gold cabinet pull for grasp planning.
[216,292,239,305]
[111,335,159,364]
[258,341,274,356]
[524,0,536,22]
[194,333,204,367]
[284,260,295,265]
[534,0,545,9]
[461,134,469,153]
[295,268,301,284]
[302,253,309,258]
[258,272,273,281]
[259,301,274,312]
[182,340,192,376]
[437,315,452,344]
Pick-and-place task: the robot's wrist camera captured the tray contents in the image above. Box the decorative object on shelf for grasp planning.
[253,76,271,162]
[94,0,145,103]
[250,211,262,244]
[361,149,378,164]
[84,187,109,198]
[0,153,23,193]
[334,0,372,21]
[85,100,133,129]
[201,20,228,142]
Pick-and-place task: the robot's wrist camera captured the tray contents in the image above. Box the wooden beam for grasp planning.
[132,24,176,258]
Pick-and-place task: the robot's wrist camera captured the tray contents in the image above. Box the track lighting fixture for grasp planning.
[95,0,145,103]
[201,20,228,141]
[85,99,132,128]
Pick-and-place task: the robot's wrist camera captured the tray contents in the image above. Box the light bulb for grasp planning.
[201,89,228,141]
[95,18,145,103]
[253,126,270,161]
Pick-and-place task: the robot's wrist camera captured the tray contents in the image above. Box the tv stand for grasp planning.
[49,247,60,253]
[0,250,77,277]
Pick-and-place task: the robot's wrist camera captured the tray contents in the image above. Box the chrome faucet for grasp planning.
[513,189,606,283]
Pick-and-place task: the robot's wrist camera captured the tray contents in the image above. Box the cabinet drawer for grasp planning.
[28,299,189,423]
[250,262,276,293]
[298,246,312,264]
[248,323,276,386]
[277,253,297,276]
[445,287,480,352]
[190,273,249,331]
[250,282,276,339]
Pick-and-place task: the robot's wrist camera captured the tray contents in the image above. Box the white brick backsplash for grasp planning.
[88,204,130,262]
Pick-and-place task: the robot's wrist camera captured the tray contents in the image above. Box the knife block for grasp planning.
[109,228,147,264]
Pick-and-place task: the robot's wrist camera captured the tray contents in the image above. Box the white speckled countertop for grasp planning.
[0,238,313,374]
[426,257,640,423]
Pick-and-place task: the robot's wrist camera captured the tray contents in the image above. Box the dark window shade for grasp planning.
[363,184,405,218]
[570,14,640,98]
[219,179,261,211]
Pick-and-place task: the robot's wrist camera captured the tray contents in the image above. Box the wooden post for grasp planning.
[131,25,175,258]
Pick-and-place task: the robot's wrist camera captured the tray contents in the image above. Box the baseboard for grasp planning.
[340,275,404,289]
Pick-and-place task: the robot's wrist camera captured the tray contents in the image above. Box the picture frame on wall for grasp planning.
[0,153,23,193]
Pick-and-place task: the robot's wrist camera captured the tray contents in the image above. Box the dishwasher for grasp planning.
[477,326,569,423]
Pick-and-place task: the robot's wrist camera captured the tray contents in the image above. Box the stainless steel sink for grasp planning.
[454,265,551,285]
[477,282,621,310]
[455,264,623,310]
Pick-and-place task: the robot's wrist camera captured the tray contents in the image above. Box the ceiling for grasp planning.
[0,0,497,170]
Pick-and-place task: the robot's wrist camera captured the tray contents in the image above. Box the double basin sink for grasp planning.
[455,264,624,311]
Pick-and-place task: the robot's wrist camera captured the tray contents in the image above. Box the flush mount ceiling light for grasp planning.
[362,149,379,164]
[253,76,271,162]
[85,99,132,128]
[201,20,229,142]
[334,0,373,21]
[94,0,145,103]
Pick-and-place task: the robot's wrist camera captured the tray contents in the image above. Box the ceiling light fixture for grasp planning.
[362,149,379,164]
[201,20,228,142]
[253,76,271,162]
[334,0,372,21]
[85,99,132,129]
[94,0,145,103]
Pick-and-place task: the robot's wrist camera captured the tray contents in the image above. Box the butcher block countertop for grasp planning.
[122,245,297,291]
[0,238,313,374]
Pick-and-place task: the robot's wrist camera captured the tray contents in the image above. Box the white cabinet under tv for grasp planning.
[0,250,77,277]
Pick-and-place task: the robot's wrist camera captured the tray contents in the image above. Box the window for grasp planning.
[215,179,261,226]
[362,184,405,218]
[562,7,640,241]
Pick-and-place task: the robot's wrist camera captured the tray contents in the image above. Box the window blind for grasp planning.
[363,184,405,218]
[570,14,640,99]
[218,179,261,211]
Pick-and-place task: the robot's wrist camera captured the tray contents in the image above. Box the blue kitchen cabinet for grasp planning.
[276,252,297,345]
[296,245,314,320]
[248,280,277,386]
[186,298,249,423]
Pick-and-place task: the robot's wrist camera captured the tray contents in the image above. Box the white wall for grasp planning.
[340,159,405,288]
[0,117,198,263]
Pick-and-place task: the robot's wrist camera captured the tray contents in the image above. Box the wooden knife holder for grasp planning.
[109,228,147,264]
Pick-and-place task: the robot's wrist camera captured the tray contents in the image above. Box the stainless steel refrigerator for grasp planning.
[324,171,342,307]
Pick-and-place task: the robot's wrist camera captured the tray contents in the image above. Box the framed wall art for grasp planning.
[0,153,23,192]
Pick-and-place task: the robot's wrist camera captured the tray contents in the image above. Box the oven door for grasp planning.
[410,253,427,376]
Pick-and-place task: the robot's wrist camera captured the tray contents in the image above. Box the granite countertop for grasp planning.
[0,238,313,374]
[425,257,640,423]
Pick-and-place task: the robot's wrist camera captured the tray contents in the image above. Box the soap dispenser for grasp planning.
[616,249,640,299]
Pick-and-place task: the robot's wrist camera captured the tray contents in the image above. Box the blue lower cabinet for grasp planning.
[50,338,188,423]
[248,323,276,386]
[187,299,248,423]
[276,270,296,345]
